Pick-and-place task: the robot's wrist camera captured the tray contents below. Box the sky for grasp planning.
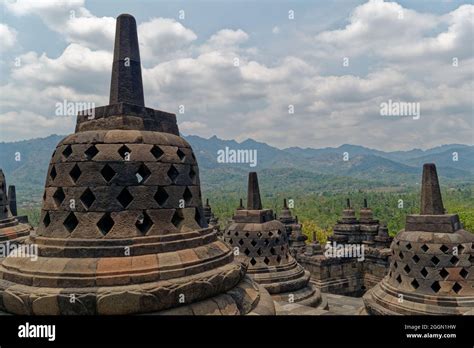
[0,0,473,151]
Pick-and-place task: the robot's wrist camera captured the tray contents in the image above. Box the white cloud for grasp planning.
[138,18,197,63]
[1,0,472,151]
[0,23,17,52]
[0,110,75,141]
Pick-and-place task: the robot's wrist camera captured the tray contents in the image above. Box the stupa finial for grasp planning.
[420,163,444,215]
[109,14,144,106]
[247,172,262,210]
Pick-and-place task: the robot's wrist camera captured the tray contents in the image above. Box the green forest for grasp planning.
[18,184,474,244]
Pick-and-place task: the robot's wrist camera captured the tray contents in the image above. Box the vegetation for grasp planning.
[204,185,474,241]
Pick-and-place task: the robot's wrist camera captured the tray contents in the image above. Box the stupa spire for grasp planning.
[109,14,144,106]
[247,172,262,210]
[420,163,444,215]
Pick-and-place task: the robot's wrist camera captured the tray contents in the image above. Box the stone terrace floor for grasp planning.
[276,293,365,315]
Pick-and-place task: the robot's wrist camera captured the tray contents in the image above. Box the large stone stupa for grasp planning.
[0,14,274,316]
[364,163,474,315]
[224,172,326,308]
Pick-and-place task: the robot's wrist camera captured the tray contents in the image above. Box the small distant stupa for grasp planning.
[224,172,326,308]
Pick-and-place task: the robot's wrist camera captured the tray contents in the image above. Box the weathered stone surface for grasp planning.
[364,163,474,315]
[0,13,273,316]
[224,172,325,309]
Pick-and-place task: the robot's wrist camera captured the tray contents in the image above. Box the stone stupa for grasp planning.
[0,14,275,315]
[0,170,31,250]
[364,163,474,315]
[224,172,326,308]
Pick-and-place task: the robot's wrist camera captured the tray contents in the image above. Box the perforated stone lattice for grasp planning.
[388,238,472,295]
[39,140,204,238]
[225,227,290,267]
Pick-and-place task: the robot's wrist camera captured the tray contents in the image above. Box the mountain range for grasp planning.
[0,134,472,205]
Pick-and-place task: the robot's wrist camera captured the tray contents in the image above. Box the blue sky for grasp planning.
[0,0,473,150]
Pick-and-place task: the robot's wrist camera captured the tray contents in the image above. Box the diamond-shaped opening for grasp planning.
[43,212,51,227]
[250,239,257,247]
[264,239,270,246]
[275,238,280,243]
[229,238,233,244]
[244,248,250,256]
[257,232,262,238]
[420,267,429,278]
[250,258,257,266]
[405,243,412,250]
[439,268,449,279]
[154,187,169,207]
[263,257,270,265]
[277,230,282,235]
[452,282,462,294]
[450,255,459,265]
[268,231,273,237]
[431,281,441,293]
[440,244,449,253]
[49,166,58,180]
[118,145,131,160]
[84,145,99,160]
[234,231,239,236]
[53,187,65,207]
[270,247,276,255]
[171,209,184,229]
[245,232,250,238]
[238,239,244,246]
[421,244,429,252]
[431,255,440,266]
[393,261,398,269]
[189,166,196,181]
[404,264,411,274]
[399,251,404,259]
[183,187,192,205]
[80,188,95,209]
[460,268,468,279]
[411,279,419,289]
[62,145,73,159]
[177,148,186,162]
[412,254,420,263]
[257,248,262,255]
[150,145,164,160]
[136,163,151,184]
[101,164,116,182]
[276,255,282,263]
[69,164,82,183]
[167,165,179,183]
[135,211,153,235]
[117,188,133,208]
[396,275,402,283]
[458,244,465,254]
[63,212,79,233]
[97,213,114,236]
